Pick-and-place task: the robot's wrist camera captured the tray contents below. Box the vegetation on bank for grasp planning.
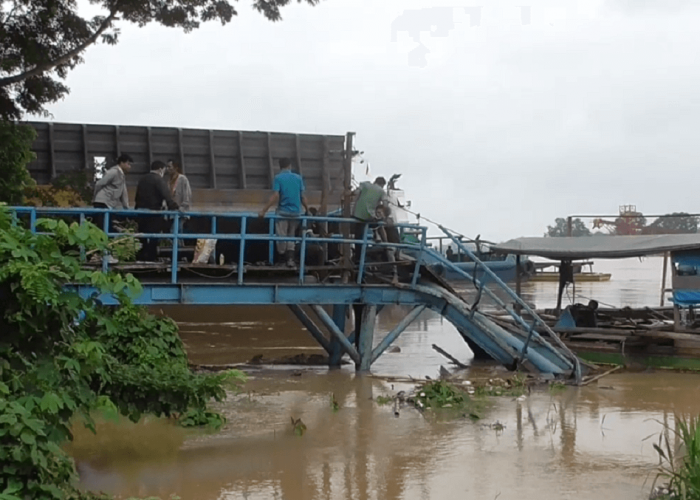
[0,207,245,500]
[652,416,700,500]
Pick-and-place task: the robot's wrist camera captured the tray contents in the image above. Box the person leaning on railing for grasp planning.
[349,176,389,262]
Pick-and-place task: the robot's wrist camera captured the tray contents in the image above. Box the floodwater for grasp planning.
[71,257,692,500]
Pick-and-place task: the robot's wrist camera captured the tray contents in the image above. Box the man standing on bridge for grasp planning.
[92,153,132,234]
[259,158,308,267]
[135,161,179,262]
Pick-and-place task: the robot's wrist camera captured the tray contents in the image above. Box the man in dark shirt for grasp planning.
[135,161,179,261]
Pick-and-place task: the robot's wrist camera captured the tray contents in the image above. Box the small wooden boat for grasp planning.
[529,260,611,283]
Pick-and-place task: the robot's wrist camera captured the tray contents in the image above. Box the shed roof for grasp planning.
[492,234,700,259]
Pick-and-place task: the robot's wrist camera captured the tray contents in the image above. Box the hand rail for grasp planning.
[5,206,430,290]
[435,226,582,383]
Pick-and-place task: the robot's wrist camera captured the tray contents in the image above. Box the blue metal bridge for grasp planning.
[10,207,583,382]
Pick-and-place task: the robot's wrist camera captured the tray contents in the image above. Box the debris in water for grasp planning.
[291,417,307,437]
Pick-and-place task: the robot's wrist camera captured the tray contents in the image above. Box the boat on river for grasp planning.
[422,237,533,283]
[491,234,700,370]
[529,260,611,283]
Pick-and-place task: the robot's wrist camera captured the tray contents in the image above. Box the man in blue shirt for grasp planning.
[259,158,308,267]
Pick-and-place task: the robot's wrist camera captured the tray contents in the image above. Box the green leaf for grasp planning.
[20,430,36,445]
[39,392,63,414]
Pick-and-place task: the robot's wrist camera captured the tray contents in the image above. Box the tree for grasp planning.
[546,217,591,237]
[645,212,698,234]
[0,121,35,204]
[0,0,320,119]
[0,211,245,499]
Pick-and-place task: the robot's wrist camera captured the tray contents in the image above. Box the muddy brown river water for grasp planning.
[71,257,699,500]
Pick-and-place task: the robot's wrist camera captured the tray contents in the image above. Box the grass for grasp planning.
[548,381,567,395]
[414,380,470,410]
[652,415,700,499]
[375,395,393,406]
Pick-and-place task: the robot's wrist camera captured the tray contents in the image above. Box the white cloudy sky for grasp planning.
[39,0,700,241]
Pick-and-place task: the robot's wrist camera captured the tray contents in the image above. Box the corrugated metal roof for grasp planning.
[493,234,700,259]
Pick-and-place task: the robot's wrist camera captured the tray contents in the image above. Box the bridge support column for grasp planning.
[327,305,347,368]
[313,305,360,367]
[357,305,377,372]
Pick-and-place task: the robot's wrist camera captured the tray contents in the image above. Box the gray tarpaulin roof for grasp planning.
[492,234,700,259]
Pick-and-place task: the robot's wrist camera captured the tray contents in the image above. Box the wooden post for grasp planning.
[567,216,573,237]
[320,136,330,215]
[114,125,121,159]
[556,259,565,315]
[515,255,522,298]
[208,130,217,189]
[48,123,56,180]
[146,127,153,165]
[82,124,89,171]
[660,252,669,307]
[266,132,275,187]
[341,133,355,276]
[358,305,377,371]
[238,131,247,189]
[295,134,303,176]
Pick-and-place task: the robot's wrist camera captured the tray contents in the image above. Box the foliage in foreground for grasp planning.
[0,121,36,206]
[653,416,700,500]
[0,209,244,500]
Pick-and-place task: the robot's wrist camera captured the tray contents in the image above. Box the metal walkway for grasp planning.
[9,207,583,382]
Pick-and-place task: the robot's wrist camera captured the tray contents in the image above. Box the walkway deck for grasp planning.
[10,206,584,382]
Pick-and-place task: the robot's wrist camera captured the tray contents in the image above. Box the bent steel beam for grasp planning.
[311,305,360,365]
[371,305,427,364]
[288,304,331,354]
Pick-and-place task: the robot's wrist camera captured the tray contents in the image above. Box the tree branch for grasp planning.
[0,10,118,88]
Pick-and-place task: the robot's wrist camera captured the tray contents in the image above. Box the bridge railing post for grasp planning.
[299,217,308,284]
[102,211,111,273]
[237,215,247,285]
[410,227,427,288]
[171,213,179,284]
[356,223,370,284]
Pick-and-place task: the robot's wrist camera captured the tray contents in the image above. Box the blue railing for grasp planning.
[429,226,582,382]
[8,207,428,287]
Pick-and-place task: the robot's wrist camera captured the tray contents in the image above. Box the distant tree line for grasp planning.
[546,214,699,237]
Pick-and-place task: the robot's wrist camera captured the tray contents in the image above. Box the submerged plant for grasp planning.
[375,395,393,406]
[414,380,469,410]
[652,415,700,499]
[548,381,567,395]
[330,393,340,412]
[291,417,307,437]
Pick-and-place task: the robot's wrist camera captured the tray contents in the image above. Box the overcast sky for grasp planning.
[38,0,700,241]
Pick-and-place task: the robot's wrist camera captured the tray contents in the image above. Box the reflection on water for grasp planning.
[74,258,688,499]
[75,371,700,500]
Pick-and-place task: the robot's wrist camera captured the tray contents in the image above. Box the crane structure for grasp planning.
[592,205,646,235]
